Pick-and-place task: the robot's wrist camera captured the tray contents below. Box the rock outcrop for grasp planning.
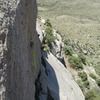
[42,51,85,100]
[0,0,41,100]
[0,0,85,100]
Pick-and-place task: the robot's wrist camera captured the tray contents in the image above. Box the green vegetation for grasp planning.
[42,20,55,52]
[45,20,55,48]
[93,88,100,100]
[45,26,54,47]
[84,88,100,100]
[77,80,84,91]
[45,19,52,27]
[45,26,52,36]
[38,0,100,99]
[78,54,86,65]
[68,56,83,69]
[64,39,70,46]
[64,47,73,56]
[64,40,87,67]
[78,71,90,89]
[83,80,90,89]
[95,63,100,76]
[42,43,50,52]
[89,73,97,80]
[96,79,100,87]
[38,0,100,76]
[78,71,87,81]
[84,90,96,100]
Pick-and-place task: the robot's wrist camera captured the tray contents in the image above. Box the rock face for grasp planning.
[52,30,64,60]
[42,52,85,100]
[0,0,41,100]
[0,0,85,100]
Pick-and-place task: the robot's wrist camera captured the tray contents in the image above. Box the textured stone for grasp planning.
[42,51,85,100]
[39,65,48,100]
[0,0,41,100]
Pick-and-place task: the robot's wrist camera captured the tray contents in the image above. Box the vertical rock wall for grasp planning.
[0,0,40,100]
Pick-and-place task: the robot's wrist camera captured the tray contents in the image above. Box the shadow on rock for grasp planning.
[42,51,60,100]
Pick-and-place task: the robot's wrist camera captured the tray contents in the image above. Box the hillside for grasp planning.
[37,0,100,75]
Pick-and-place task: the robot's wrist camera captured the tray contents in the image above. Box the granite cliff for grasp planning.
[0,0,84,100]
[0,0,41,100]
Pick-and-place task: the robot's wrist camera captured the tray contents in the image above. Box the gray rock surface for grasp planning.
[51,30,64,60]
[0,0,41,100]
[0,0,85,100]
[42,52,85,100]
[36,23,44,43]
[39,65,48,100]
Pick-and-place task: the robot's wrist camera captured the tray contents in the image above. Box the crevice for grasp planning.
[35,71,42,100]
[41,56,48,76]
[58,58,67,68]
[47,89,54,100]
[35,56,49,100]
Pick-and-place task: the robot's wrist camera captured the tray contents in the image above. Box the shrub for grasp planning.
[94,63,100,76]
[96,79,100,87]
[78,54,86,64]
[68,56,83,69]
[64,47,73,56]
[64,39,70,45]
[84,90,96,100]
[91,88,100,100]
[45,27,55,47]
[83,80,90,89]
[45,26,53,35]
[45,19,52,27]
[89,73,97,80]
[42,43,50,52]
[78,71,87,81]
